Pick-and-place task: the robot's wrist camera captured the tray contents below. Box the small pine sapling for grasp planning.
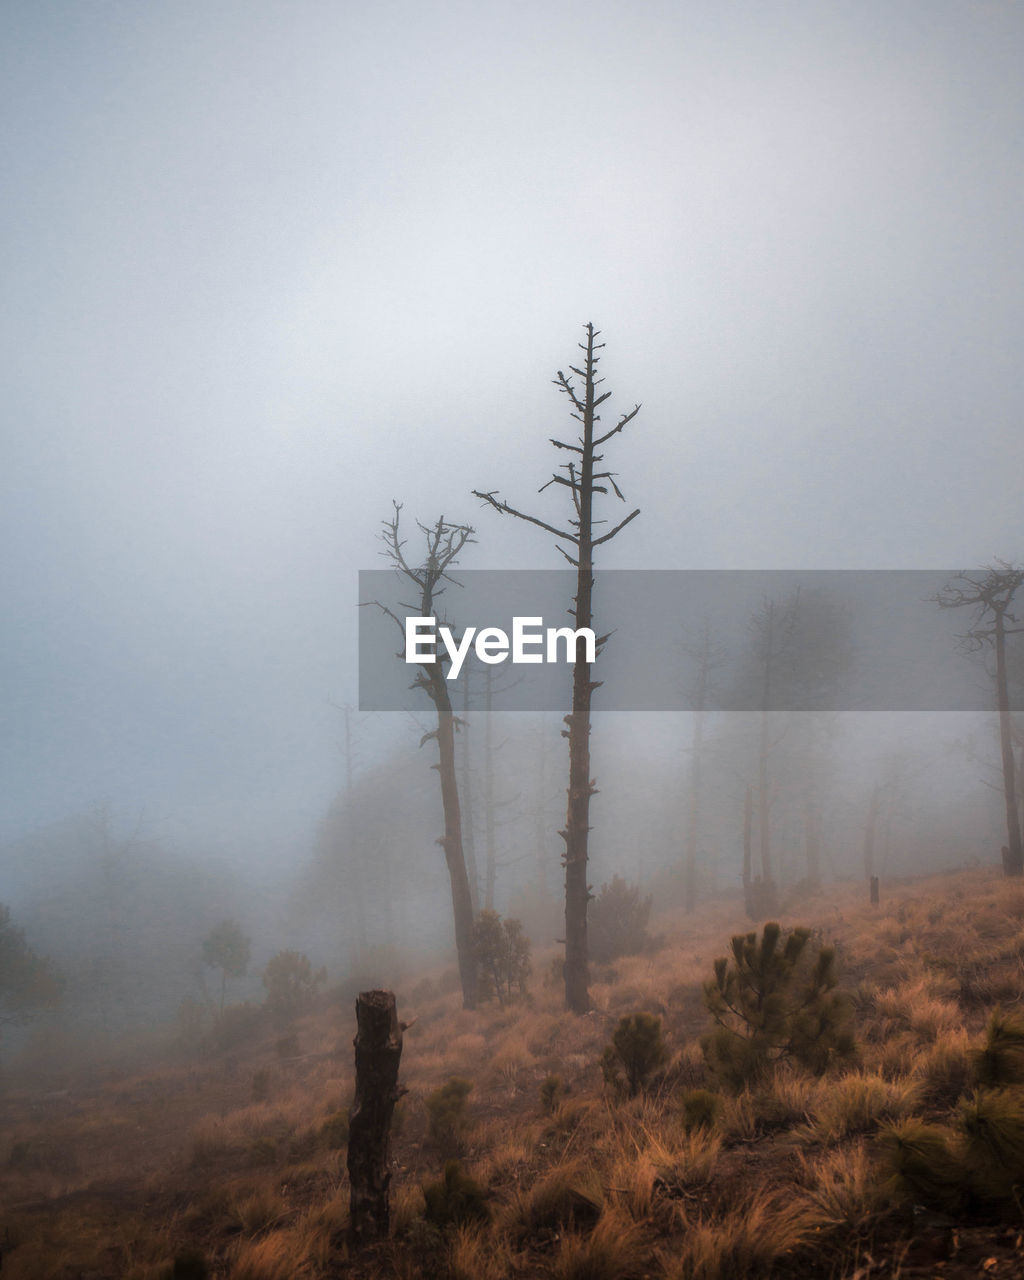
[426,1077,474,1150]
[970,1008,1024,1088]
[601,1012,668,1097]
[701,922,855,1089]
[421,1160,490,1228]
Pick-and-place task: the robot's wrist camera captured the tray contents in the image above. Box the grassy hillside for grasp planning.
[4,867,1024,1278]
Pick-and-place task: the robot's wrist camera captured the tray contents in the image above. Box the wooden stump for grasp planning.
[869,875,880,906]
[348,989,404,1243]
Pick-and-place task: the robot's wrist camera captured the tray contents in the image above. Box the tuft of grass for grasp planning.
[445,1223,513,1280]
[319,1110,349,1149]
[678,1088,722,1134]
[507,1159,604,1238]
[970,1008,1024,1088]
[913,1029,972,1108]
[802,1072,921,1145]
[228,1230,306,1280]
[797,1141,883,1230]
[662,1191,823,1279]
[227,1183,289,1237]
[421,1160,491,1229]
[552,1207,649,1280]
[876,1118,964,1213]
[959,1086,1024,1205]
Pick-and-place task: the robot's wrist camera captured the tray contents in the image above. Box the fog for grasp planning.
[2,2,1023,1039]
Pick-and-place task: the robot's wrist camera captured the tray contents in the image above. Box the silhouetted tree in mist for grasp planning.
[373,504,479,1009]
[0,903,63,1052]
[474,322,641,1013]
[202,919,250,1012]
[934,563,1024,875]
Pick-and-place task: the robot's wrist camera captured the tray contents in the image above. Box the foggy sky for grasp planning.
[3,1,1023,865]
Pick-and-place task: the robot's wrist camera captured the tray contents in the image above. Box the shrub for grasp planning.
[701,922,855,1089]
[540,1074,564,1114]
[473,911,531,1005]
[679,1088,722,1134]
[959,1087,1024,1206]
[876,1119,964,1213]
[515,1161,604,1236]
[422,1160,490,1229]
[427,1077,474,1149]
[601,1012,668,1098]
[262,950,327,1023]
[589,877,652,963]
[970,1009,1024,1088]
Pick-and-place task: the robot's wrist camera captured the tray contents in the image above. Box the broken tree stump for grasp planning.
[347,989,404,1243]
[869,875,880,906]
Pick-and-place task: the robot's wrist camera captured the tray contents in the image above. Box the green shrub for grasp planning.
[959,1087,1024,1206]
[876,1119,964,1213]
[970,1009,1024,1088]
[601,1012,668,1098]
[589,876,653,963]
[701,922,855,1089]
[421,1159,490,1228]
[474,910,531,1005]
[427,1077,474,1149]
[680,1088,722,1133]
[540,1074,564,1114]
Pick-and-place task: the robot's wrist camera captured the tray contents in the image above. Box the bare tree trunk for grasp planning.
[742,783,753,915]
[434,690,478,1008]
[757,710,773,885]
[348,990,404,1244]
[804,796,821,887]
[375,506,479,1009]
[459,674,480,911]
[684,709,703,914]
[864,783,880,883]
[484,666,497,911]
[995,611,1023,875]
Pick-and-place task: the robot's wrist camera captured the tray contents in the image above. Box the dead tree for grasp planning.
[681,620,725,913]
[347,989,405,1243]
[374,505,479,1007]
[474,323,640,1013]
[934,563,1024,876]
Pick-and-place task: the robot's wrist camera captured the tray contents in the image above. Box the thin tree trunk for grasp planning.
[742,783,753,914]
[995,610,1023,875]
[484,666,497,911]
[864,783,880,883]
[348,990,404,1244]
[434,688,478,1008]
[459,674,480,910]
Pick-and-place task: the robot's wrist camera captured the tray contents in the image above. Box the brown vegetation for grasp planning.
[4,867,1024,1276]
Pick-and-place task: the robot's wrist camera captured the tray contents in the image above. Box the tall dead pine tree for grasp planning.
[474,323,640,1013]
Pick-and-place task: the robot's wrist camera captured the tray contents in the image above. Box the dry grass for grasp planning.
[662,1190,824,1279]
[7,866,1024,1279]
